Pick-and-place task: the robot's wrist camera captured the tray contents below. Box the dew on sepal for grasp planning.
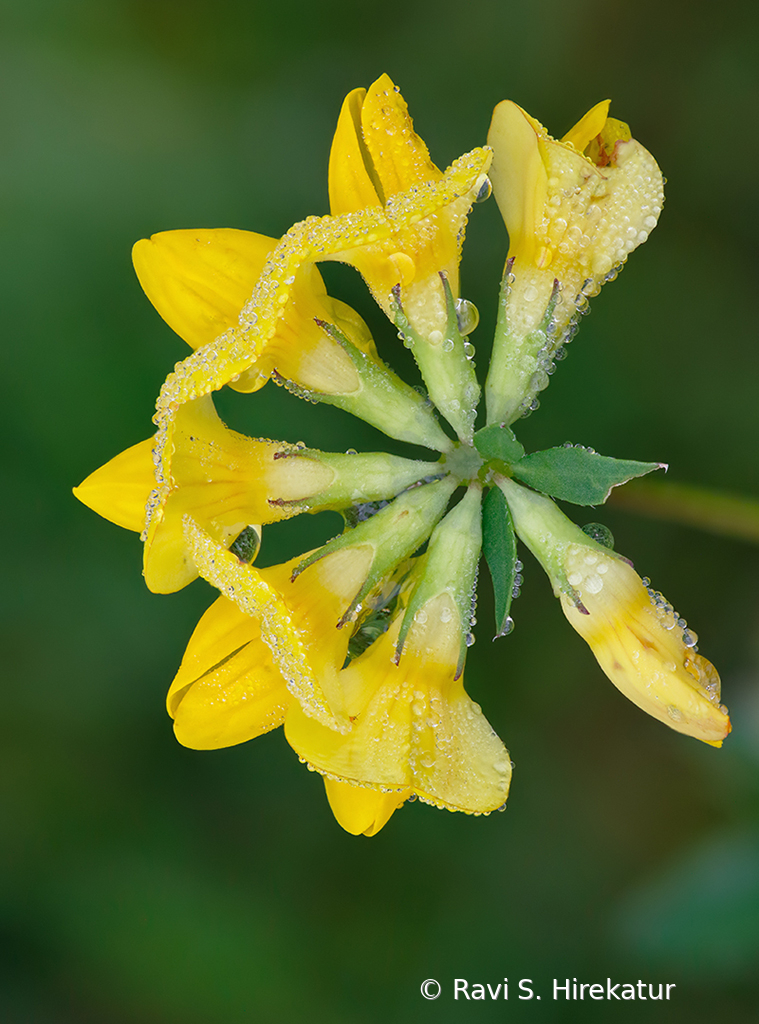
[455,298,480,336]
[581,522,615,549]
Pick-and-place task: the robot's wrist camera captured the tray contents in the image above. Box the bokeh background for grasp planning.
[3,0,759,1020]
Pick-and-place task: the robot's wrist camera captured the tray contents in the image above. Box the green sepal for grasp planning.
[485,266,561,426]
[482,486,518,637]
[474,423,525,467]
[270,450,443,514]
[390,276,480,443]
[511,446,666,505]
[292,476,458,627]
[395,484,483,678]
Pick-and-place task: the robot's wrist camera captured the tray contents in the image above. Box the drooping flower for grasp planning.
[498,478,730,745]
[485,100,665,423]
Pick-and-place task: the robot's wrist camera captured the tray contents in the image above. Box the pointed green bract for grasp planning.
[482,486,518,637]
[474,423,525,466]
[511,446,665,505]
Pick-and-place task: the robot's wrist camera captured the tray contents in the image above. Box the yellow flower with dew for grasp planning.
[286,485,512,817]
[485,100,664,424]
[74,73,728,836]
[498,478,730,746]
[74,391,439,594]
[328,73,491,441]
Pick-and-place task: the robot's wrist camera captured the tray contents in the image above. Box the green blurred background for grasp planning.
[3,0,759,1020]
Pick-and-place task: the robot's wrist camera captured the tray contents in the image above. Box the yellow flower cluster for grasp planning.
[75,75,729,836]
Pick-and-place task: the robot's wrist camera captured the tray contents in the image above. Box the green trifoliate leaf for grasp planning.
[482,486,518,637]
[474,423,525,466]
[511,446,666,505]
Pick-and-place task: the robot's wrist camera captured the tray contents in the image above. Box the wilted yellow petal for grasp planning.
[73,437,154,533]
[323,777,411,836]
[559,543,730,746]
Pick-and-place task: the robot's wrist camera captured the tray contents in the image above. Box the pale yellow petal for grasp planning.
[73,437,154,533]
[286,614,512,815]
[487,100,547,264]
[559,544,730,745]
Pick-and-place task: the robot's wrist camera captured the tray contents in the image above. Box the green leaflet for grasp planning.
[511,446,665,505]
[482,487,518,637]
[474,423,525,466]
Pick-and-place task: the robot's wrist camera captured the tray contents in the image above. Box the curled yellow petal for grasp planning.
[323,778,411,836]
[143,395,315,593]
[559,543,730,746]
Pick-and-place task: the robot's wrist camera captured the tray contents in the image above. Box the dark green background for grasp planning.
[3,0,759,1020]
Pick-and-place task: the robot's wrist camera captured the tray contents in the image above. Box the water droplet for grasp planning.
[581,522,614,549]
[498,616,515,636]
[523,285,539,302]
[474,175,492,203]
[455,298,479,335]
[667,705,683,722]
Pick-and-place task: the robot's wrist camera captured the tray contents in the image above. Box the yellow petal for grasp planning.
[168,596,290,749]
[561,99,611,153]
[183,518,376,731]
[487,100,548,265]
[559,544,730,746]
[359,74,441,200]
[286,603,512,815]
[132,228,275,387]
[260,264,362,394]
[143,395,333,593]
[323,778,411,836]
[73,437,154,533]
[328,87,382,215]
